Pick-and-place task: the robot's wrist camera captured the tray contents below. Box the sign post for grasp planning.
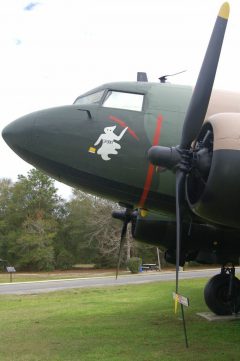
[6,266,16,283]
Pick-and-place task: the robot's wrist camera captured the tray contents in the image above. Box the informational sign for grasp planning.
[6,266,16,273]
[173,292,190,313]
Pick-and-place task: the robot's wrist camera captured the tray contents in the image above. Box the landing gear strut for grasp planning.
[204,264,240,315]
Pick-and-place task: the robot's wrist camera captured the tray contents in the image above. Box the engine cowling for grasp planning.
[186,113,240,229]
[131,210,240,265]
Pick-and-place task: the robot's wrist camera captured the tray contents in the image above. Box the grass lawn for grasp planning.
[0,278,240,361]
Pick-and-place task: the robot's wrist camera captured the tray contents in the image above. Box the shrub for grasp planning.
[56,249,74,270]
[127,257,142,274]
[94,254,118,269]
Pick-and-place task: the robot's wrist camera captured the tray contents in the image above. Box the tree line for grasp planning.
[0,169,158,271]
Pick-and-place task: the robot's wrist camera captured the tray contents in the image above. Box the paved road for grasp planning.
[1,268,239,295]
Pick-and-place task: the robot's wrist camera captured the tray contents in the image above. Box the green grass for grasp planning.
[0,278,240,360]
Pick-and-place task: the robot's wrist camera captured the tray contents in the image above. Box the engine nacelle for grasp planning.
[186,113,240,229]
[132,210,240,265]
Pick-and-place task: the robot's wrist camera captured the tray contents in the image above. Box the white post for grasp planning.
[157,247,161,271]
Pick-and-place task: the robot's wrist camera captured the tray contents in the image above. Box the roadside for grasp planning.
[1,265,239,284]
[0,268,128,283]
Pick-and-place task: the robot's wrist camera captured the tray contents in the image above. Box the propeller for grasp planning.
[112,208,133,279]
[148,2,230,347]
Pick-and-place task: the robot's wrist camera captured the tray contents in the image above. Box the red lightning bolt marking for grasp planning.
[109,115,139,141]
[138,114,163,208]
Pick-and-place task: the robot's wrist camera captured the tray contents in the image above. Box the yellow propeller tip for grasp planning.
[218,2,230,20]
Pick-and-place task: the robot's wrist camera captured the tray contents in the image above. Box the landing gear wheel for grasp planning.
[204,274,240,315]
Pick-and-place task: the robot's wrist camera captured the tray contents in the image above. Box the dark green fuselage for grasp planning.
[4,82,192,215]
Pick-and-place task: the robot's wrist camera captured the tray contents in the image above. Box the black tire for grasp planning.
[204,274,240,315]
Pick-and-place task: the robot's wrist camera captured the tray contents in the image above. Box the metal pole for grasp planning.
[156,247,161,271]
[181,304,189,348]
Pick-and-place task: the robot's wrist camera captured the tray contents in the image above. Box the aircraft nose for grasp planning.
[2,112,36,154]
[2,105,90,174]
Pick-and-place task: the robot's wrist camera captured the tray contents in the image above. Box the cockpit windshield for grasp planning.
[74,88,144,112]
[103,91,144,111]
[74,90,105,105]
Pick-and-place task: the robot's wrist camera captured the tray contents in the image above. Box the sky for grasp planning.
[1,0,240,199]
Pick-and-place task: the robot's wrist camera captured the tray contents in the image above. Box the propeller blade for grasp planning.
[180,2,229,149]
[175,169,189,348]
[116,219,128,280]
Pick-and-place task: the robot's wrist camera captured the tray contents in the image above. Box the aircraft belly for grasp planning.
[12,146,175,212]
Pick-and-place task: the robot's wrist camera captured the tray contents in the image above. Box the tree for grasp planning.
[14,218,55,271]
[58,190,99,264]
[65,190,136,268]
[0,170,161,271]
[11,169,60,220]
[56,249,74,270]
[0,178,13,217]
[0,179,14,261]
[0,169,62,270]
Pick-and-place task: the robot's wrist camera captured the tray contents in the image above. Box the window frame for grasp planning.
[74,89,105,106]
[101,90,145,112]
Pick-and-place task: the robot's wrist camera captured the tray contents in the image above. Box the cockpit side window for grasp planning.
[74,90,105,105]
[102,91,144,111]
